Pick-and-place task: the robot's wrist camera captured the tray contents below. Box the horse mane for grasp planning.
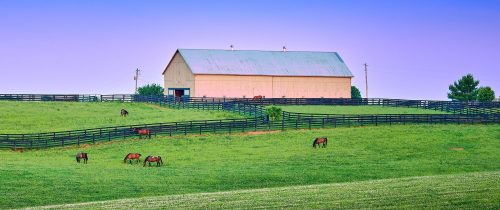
[144,156,151,163]
[124,153,131,162]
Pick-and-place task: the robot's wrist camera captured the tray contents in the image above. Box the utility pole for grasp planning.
[364,63,368,98]
[134,68,141,94]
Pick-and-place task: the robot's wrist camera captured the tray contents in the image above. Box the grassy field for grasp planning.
[275,105,449,114]
[33,171,500,209]
[0,101,242,134]
[0,124,498,208]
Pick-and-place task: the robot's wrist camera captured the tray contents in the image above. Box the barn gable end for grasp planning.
[162,51,195,96]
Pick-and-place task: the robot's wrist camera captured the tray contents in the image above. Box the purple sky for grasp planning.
[0,0,498,100]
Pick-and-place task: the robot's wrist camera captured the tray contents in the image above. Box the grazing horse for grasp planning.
[120,109,129,117]
[76,152,88,164]
[312,137,328,148]
[134,128,151,139]
[252,95,263,100]
[123,153,141,164]
[144,156,163,167]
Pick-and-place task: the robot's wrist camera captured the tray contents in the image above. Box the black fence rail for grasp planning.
[0,117,274,149]
[281,112,500,129]
[1,113,498,150]
[0,94,100,102]
[2,94,499,115]
[235,98,500,115]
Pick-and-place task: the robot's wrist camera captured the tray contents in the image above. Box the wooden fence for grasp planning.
[0,113,498,149]
[1,94,498,114]
[1,94,499,149]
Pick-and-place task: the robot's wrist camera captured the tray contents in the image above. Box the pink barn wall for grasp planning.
[194,74,351,98]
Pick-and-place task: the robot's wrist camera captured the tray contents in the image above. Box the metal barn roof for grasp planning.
[176,49,353,77]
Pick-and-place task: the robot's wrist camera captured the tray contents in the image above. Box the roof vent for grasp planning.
[230,45,234,51]
[282,46,287,52]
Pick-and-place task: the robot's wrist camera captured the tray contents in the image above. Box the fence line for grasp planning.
[0,113,498,149]
[1,94,499,149]
[1,94,498,114]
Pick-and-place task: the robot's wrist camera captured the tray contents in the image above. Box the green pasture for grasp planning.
[34,171,500,209]
[274,105,449,114]
[0,124,498,208]
[0,101,242,134]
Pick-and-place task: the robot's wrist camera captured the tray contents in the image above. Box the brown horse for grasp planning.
[252,95,263,100]
[120,109,129,117]
[123,153,141,164]
[312,137,328,148]
[144,156,163,167]
[76,152,88,164]
[133,128,151,139]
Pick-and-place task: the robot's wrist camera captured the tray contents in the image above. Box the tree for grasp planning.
[265,106,282,121]
[137,84,164,96]
[351,86,362,99]
[477,86,495,102]
[447,74,479,101]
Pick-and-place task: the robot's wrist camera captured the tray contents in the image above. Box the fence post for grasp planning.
[281,112,285,131]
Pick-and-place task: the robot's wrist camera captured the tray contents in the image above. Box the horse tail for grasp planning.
[312,139,317,148]
[124,153,130,163]
[159,156,163,165]
[325,138,328,145]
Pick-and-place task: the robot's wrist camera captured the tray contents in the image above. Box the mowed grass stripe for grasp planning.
[28,171,500,209]
[0,101,242,134]
[275,105,449,114]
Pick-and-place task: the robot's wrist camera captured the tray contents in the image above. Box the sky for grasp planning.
[0,0,498,100]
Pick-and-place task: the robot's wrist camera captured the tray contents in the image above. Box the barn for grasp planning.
[162,49,354,98]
